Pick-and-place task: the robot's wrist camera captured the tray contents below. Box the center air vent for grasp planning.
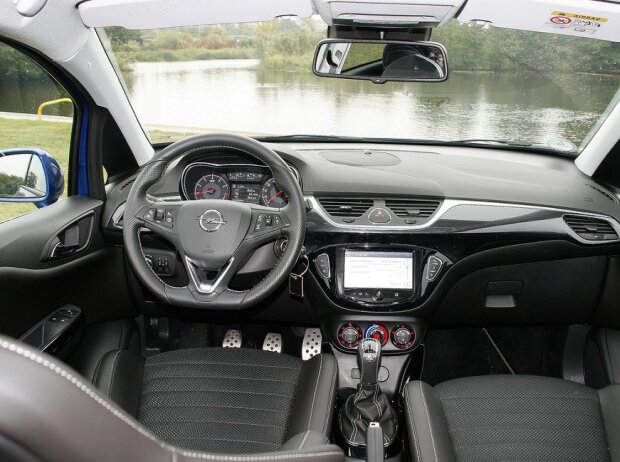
[317,197,373,217]
[563,214,618,241]
[385,198,441,218]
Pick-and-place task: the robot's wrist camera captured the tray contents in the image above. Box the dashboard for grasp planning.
[180,162,298,207]
[103,143,620,359]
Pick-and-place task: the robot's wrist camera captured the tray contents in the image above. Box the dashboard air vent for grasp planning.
[385,198,441,218]
[317,197,373,217]
[563,214,618,241]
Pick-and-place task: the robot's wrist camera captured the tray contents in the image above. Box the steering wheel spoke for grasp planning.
[184,255,242,295]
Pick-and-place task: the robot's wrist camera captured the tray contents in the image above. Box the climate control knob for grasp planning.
[365,324,388,346]
[338,323,363,349]
[391,324,415,349]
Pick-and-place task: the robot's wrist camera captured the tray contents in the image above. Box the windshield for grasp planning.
[100,18,620,155]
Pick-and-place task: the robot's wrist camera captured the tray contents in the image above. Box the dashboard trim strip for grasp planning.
[305,195,620,245]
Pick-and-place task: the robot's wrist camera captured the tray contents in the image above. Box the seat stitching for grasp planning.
[142,419,285,429]
[322,361,338,436]
[404,385,423,462]
[106,350,123,397]
[143,374,297,384]
[141,389,295,398]
[297,431,311,450]
[419,382,438,462]
[140,403,289,412]
[91,353,106,385]
[440,395,597,400]
[306,355,323,431]
[145,361,300,370]
[0,339,342,461]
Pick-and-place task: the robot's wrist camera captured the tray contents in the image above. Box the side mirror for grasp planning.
[313,39,448,84]
[0,148,64,208]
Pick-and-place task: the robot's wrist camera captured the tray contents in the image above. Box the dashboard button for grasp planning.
[365,324,388,346]
[391,324,415,350]
[368,208,391,224]
[314,253,331,279]
[374,290,384,300]
[426,255,443,281]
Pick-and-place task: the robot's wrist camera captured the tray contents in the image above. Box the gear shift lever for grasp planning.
[359,338,381,385]
[339,338,398,448]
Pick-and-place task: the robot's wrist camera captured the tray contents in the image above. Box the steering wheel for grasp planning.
[122,133,306,310]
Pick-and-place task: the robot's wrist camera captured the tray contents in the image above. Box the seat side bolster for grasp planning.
[92,349,144,418]
[404,381,456,462]
[598,384,620,461]
[285,354,339,441]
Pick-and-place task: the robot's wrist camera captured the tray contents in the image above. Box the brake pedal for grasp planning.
[223,329,242,348]
[302,327,322,360]
[263,332,282,353]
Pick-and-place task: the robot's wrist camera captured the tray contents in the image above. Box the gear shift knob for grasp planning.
[358,338,381,385]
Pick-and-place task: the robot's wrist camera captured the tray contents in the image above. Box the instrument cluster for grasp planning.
[181,162,298,208]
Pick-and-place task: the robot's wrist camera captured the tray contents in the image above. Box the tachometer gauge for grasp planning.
[193,174,230,200]
[261,178,288,208]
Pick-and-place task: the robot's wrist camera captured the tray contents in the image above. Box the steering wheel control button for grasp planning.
[368,207,391,224]
[365,324,389,346]
[254,213,285,232]
[391,324,415,350]
[314,253,331,279]
[143,208,156,220]
[426,255,443,281]
[338,323,363,349]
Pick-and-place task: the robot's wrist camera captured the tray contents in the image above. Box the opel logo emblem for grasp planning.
[197,209,226,232]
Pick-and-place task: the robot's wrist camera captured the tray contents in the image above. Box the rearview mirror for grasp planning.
[0,148,64,208]
[313,39,448,84]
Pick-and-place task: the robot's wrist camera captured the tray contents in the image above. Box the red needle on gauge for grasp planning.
[266,191,283,204]
[195,188,215,198]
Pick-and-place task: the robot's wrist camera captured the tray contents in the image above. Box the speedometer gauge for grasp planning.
[193,174,230,200]
[261,178,288,208]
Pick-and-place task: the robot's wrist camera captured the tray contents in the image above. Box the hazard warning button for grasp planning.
[368,207,391,224]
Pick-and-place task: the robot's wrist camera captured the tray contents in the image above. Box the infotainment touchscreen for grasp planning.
[344,250,413,290]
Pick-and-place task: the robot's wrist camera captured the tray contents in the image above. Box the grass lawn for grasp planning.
[0,117,71,223]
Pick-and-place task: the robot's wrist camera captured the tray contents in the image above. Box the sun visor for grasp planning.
[79,0,314,29]
[457,0,620,42]
[313,0,466,27]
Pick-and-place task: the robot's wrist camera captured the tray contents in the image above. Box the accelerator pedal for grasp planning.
[302,327,322,361]
[263,332,283,353]
[222,329,242,348]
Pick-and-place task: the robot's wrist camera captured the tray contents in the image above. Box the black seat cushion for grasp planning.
[404,375,620,462]
[94,347,337,454]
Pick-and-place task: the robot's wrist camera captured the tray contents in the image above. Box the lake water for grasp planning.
[128,59,620,149]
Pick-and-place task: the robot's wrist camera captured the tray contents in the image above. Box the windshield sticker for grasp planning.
[546,11,608,35]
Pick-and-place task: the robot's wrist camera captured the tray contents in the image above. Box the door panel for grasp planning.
[0,196,137,337]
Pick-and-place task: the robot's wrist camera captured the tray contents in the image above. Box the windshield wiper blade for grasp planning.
[449,139,535,147]
[257,134,359,142]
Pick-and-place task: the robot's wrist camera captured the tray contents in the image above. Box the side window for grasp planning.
[0,42,74,223]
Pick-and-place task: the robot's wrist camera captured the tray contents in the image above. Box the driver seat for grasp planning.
[0,335,342,462]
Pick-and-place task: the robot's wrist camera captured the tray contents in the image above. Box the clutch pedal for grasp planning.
[302,327,322,360]
[263,332,282,353]
[222,329,242,348]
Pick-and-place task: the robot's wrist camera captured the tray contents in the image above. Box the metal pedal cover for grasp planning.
[263,332,282,353]
[222,329,242,348]
[302,327,322,360]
